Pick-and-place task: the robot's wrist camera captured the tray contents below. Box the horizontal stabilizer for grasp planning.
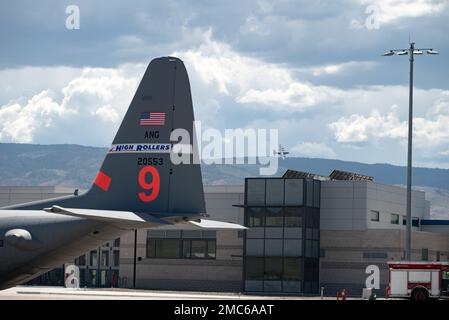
[188,219,247,230]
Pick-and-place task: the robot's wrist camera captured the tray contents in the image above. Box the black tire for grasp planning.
[411,288,429,301]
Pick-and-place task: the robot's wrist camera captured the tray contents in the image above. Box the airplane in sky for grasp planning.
[273,144,289,160]
[0,57,244,290]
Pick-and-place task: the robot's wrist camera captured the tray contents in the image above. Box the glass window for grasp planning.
[305,241,312,257]
[203,231,216,239]
[147,239,156,258]
[207,240,216,258]
[246,239,264,256]
[247,179,266,205]
[391,213,399,225]
[147,234,215,259]
[247,208,264,227]
[306,228,313,240]
[412,217,420,227]
[0,240,3,247]
[89,251,98,267]
[306,180,314,207]
[155,239,180,258]
[285,216,301,227]
[312,241,319,258]
[182,230,202,239]
[265,227,283,238]
[266,179,284,205]
[113,238,120,247]
[79,269,86,287]
[265,239,283,256]
[304,258,319,287]
[284,208,302,227]
[422,248,429,261]
[166,230,182,238]
[265,207,283,227]
[283,258,302,281]
[284,228,302,239]
[148,230,165,238]
[313,180,320,208]
[90,270,97,286]
[76,255,86,266]
[313,229,319,240]
[246,257,264,280]
[264,258,283,280]
[191,240,206,258]
[284,179,303,206]
[370,210,380,222]
[403,216,407,225]
[113,250,120,267]
[312,209,320,228]
[283,239,302,256]
[182,240,191,258]
[100,270,107,286]
[306,208,318,228]
[101,250,109,267]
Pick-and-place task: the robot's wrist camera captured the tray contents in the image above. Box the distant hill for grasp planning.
[0,143,448,217]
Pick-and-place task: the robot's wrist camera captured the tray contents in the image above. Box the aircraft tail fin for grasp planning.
[84,56,205,216]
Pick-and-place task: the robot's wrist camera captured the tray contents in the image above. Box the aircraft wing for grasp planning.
[188,219,247,230]
[44,205,170,227]
[44,205,246,230]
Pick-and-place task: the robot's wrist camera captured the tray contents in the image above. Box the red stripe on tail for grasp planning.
[94,171,112,192]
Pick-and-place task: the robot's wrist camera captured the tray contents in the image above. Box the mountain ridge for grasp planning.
[0,143,448,218]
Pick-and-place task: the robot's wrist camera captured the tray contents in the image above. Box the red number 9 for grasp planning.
[138,166,160,202]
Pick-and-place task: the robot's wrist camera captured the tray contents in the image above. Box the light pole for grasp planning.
[382,44,439,261]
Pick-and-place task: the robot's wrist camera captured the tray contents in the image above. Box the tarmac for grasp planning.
[0,286,359,300]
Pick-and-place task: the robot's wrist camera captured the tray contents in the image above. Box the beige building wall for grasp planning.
[320,228,449,296]
[0,186,74,207]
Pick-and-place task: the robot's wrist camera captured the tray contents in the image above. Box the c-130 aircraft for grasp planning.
[0,57,244,290]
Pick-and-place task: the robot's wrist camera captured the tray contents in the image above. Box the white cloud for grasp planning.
[329,92,449,150]
[328,107,407,143]
[358,0,447,24]
[174,29,345,112]
[0,65,140,145]
[298,61,378,77]
[291,142,337,159]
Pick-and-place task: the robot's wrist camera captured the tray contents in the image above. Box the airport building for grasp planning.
[2,169,449,296]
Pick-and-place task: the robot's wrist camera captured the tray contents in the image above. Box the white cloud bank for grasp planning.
[174,29,343,112]
[329,90,449,149]
[0,65,141,145]
[359,0,447,24]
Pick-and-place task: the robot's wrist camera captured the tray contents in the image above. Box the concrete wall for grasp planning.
[0,186,74,207]
[320,229,449,296]
[321,181,429,231]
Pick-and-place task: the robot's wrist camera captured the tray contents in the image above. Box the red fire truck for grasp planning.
[387,261,449,300]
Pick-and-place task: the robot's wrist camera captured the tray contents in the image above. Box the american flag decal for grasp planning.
[139,112,165,126]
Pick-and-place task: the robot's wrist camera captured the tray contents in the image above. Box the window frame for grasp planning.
[390,213,399,225]
[370,210,380,222]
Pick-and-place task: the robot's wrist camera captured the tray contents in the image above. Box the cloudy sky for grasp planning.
[1,0,449,168]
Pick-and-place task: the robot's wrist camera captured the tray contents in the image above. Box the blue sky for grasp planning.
[0,0,449,168]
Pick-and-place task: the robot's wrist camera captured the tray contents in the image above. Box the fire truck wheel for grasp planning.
[411,288,429,301]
